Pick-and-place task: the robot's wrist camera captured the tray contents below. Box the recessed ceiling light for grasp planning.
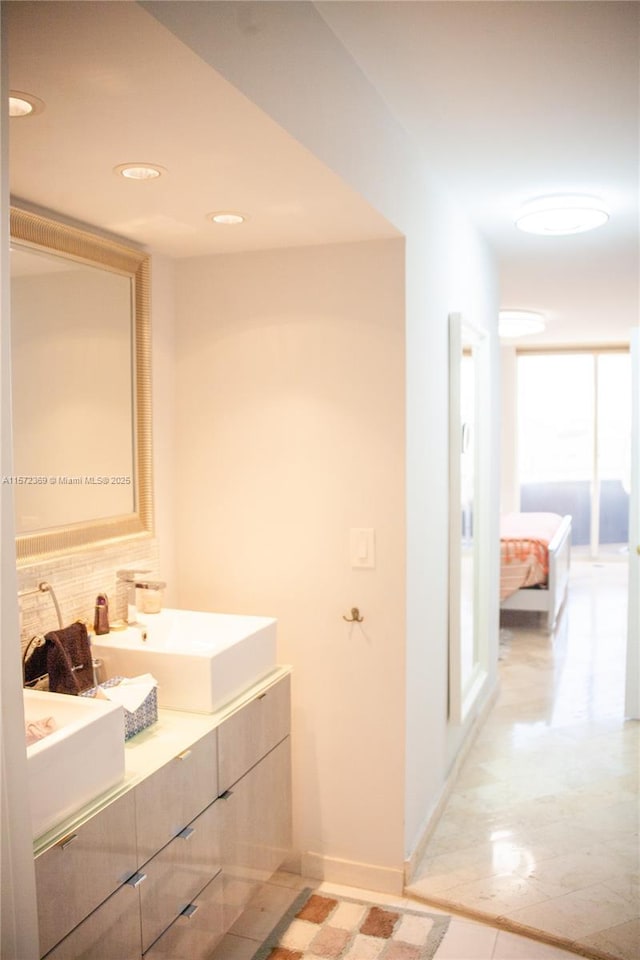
[9,91,44,117]
[499,310,547,338]
[114,163,165,181]
[209,212,245,225]
[515,195,609,236]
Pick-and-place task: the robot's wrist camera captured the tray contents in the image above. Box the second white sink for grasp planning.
[24,688,125,840]
[92,608,277,714]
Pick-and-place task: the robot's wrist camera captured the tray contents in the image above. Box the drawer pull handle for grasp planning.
[126,872,147,888]
[219,789,233,800]
[175,748,192,761]
[257,693,267,700]
[56,833,78,851]
[182,903,199,919]
[178,826,195,841]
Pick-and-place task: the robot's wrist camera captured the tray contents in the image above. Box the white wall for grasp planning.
[404,198,500,855]
[175,239,407,890]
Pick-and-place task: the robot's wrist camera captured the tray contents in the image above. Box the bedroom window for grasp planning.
[517,349,631,558]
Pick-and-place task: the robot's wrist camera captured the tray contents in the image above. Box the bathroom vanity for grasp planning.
[33,669,291,960]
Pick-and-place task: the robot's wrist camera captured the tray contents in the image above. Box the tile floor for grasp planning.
[210,561,637,960]
[212,870,583,959]
[407,561,639,960]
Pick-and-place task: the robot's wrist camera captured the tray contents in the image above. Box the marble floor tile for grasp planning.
[503,882,640,941]
[430,872,567,915]
[601,870,640,905]
[409,562,638,960]
[521,848,634,892]
[580,918,640,958]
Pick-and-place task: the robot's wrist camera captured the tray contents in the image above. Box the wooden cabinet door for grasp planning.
[35,790,137,957]
[218,674,290,793]
[135,728,218,866]
[42,883,141,960]
[220,737,292,929]
[140,799,222,952]
[144,872,225,960]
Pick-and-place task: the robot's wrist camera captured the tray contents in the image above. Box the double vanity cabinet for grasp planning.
[33,670,291,960]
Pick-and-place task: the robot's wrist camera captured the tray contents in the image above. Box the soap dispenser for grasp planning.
[94,593,110,635]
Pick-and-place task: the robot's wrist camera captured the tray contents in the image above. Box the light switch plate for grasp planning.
[350,528,375,568]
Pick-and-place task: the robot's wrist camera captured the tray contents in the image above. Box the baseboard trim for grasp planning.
[301,851,405,896]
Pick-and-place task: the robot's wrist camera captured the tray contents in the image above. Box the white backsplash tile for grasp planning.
[17,538,160,659]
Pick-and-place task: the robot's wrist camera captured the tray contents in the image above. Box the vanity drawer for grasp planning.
[36,790,137,957]
[140,798,222,952]
[220,736,292,929]
[42,881,141,960]
[135,728,217,866]
[218,673,290,793]
[144,871,224,960]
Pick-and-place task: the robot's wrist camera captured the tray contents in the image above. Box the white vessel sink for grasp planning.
[92,608,277,714]
[24,688,125,840]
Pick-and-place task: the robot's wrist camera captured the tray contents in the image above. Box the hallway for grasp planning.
[407,561,639,959]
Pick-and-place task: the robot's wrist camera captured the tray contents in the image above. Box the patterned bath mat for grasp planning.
[250,888,451,960]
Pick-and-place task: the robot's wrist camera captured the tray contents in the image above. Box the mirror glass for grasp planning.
[10,206,153,562]
[459,347,476,693]
[448,312,488,724]
[11,246,135,531]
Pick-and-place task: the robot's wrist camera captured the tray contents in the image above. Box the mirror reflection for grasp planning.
[459,346,476,693]
[11,244,135,533]
[448,311,488,724]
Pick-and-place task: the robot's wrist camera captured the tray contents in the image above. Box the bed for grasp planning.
[499,512,572,633]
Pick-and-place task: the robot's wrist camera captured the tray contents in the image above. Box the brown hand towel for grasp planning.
[46,621,94,695]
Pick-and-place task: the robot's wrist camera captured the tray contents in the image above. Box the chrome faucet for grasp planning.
[116,570,166,625]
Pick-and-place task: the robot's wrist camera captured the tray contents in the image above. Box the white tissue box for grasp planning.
[81,676,158,740]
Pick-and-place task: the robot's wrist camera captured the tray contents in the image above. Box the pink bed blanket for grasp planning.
[500,512,563,601]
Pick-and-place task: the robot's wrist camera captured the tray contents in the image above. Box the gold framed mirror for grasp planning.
[10,206,153,563]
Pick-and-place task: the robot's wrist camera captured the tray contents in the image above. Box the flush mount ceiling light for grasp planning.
[209,212,245,225]
[114,163,165,181]
[499,310,547,339]
[515,195,609,236]
[9,91,44,117]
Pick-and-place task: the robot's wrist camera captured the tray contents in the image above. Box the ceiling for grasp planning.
[6,1,398,256]
[317,1,639,346]
[7,1,639,345]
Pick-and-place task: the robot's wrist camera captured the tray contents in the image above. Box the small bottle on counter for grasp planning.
[94,593,110,635]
